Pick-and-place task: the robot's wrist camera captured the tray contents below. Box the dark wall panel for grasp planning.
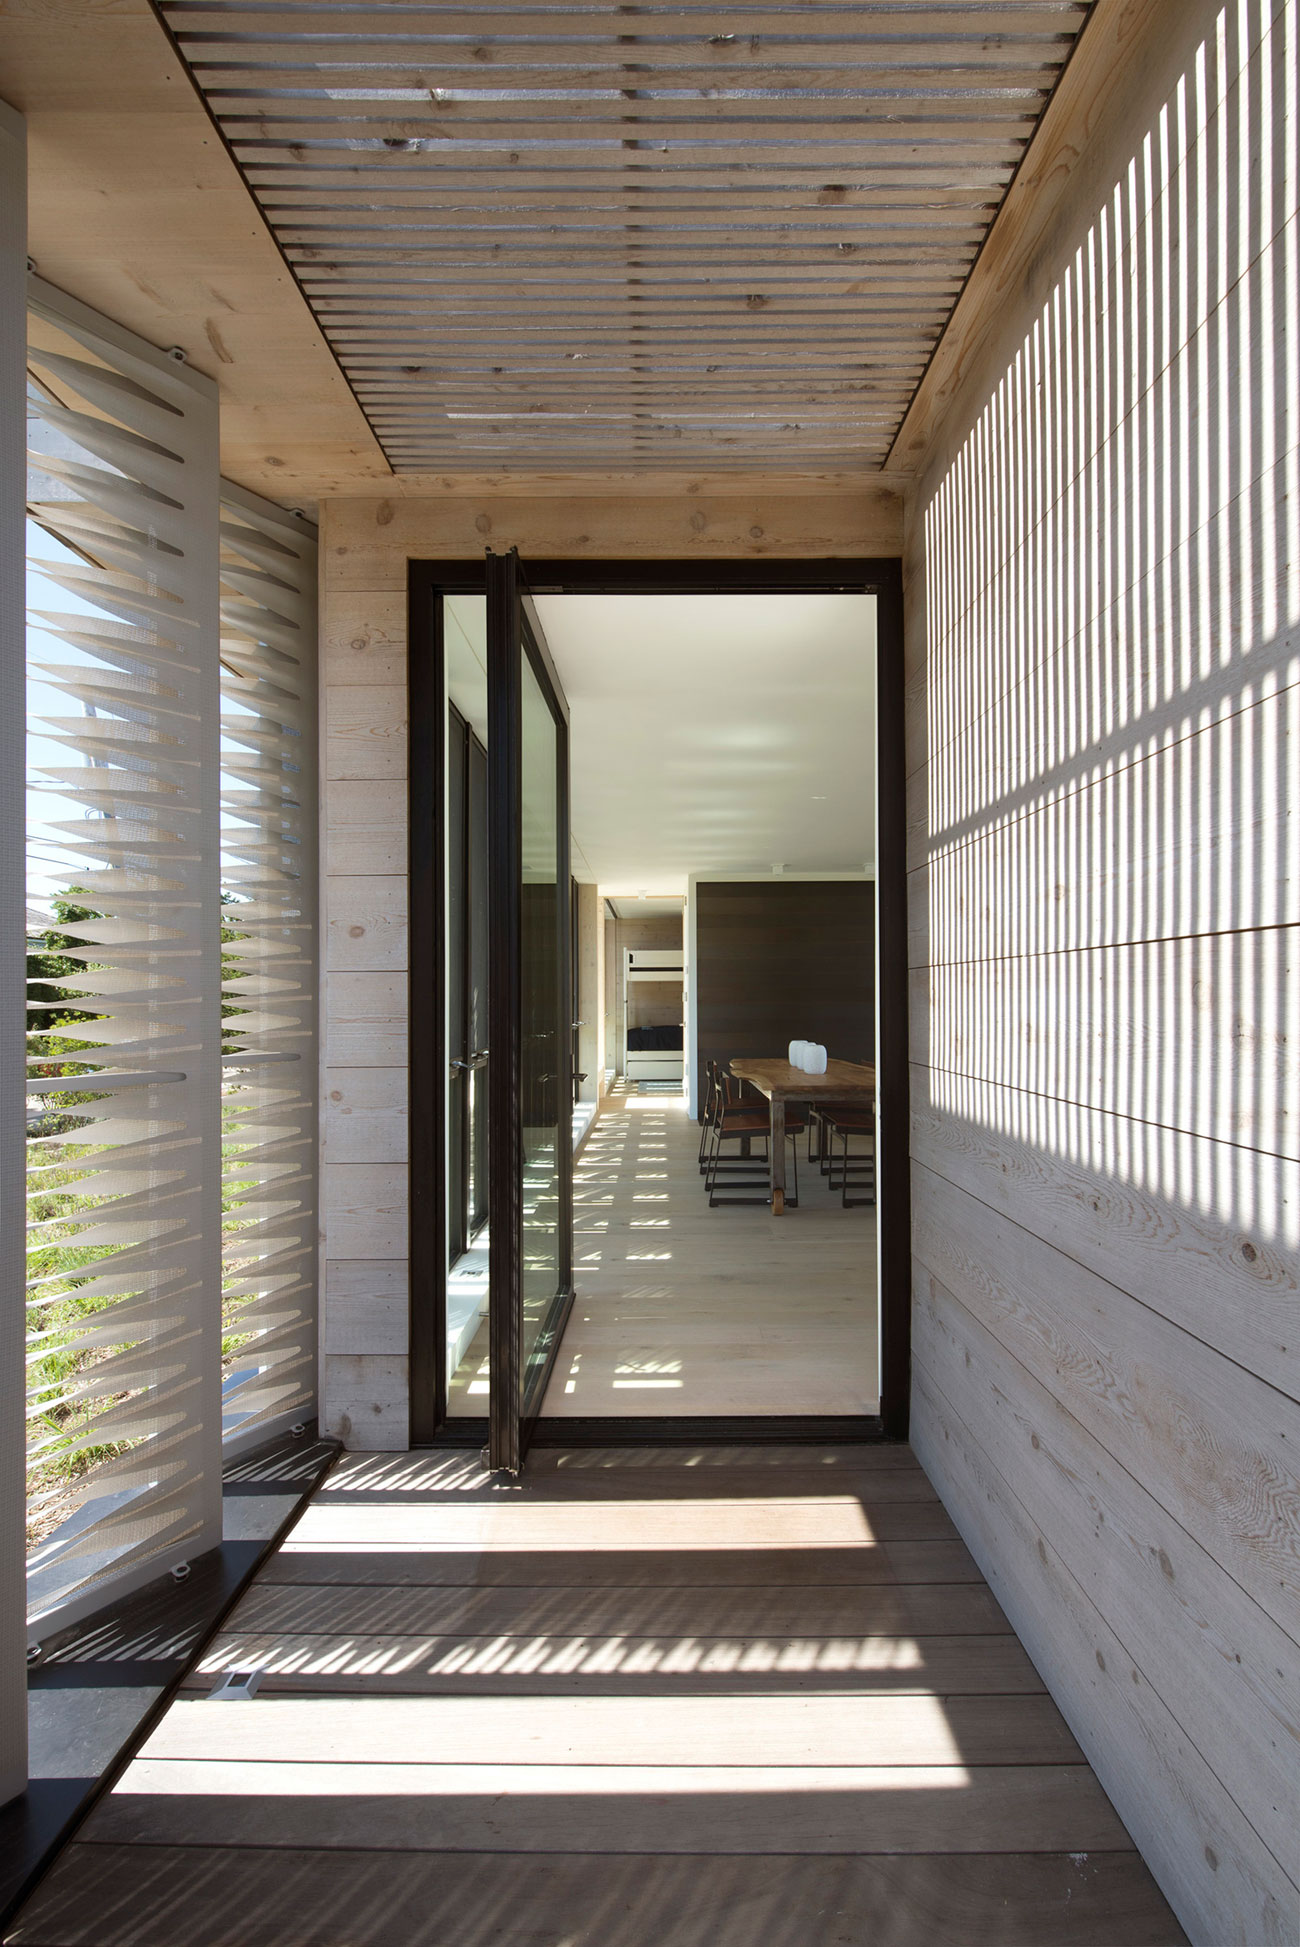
[695,881,875,1096]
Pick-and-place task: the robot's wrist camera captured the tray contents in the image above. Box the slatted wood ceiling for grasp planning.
[156,2,1093,470]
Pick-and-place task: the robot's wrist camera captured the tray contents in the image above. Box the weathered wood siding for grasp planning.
[319,489,900,1445]
[903,3,1300,1941]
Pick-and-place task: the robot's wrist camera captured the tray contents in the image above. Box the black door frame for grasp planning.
[485,550,575,1473]
[408,556,909,1445]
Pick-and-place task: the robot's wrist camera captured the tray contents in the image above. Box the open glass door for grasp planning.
[486,550,574,1472]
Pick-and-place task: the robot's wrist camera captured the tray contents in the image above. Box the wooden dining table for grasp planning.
[729,1057,877,1215]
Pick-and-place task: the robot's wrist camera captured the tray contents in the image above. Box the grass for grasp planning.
[25,1128,137,1550]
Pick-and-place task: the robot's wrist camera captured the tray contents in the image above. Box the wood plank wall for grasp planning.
[695,881,875,1093]
[902,2,1300,1941]
[319,488,900,1446]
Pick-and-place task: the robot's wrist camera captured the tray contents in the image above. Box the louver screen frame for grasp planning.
[2,99,28,1803]
[218,482,319,1456]
[25,277,225,1635]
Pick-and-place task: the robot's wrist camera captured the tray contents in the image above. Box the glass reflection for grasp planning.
[519,645,563,1397]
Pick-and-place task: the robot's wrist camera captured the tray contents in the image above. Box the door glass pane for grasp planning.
[447,708,468,1264]
[467,734,489,1235]
[519,646,563,1396]
[445,596,490,1415]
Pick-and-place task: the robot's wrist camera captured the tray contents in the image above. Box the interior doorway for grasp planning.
[410,559,909,1460]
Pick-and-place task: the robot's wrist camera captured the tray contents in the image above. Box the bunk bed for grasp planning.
[623,948,685,1085]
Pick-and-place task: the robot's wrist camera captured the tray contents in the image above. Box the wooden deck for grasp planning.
[8,1446,1187,1946]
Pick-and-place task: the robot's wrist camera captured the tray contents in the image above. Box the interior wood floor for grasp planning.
[543,1090,879,1417]
[7,1446,1187,1947]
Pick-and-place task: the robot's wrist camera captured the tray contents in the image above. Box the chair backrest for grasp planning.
[721,1073,761,1114]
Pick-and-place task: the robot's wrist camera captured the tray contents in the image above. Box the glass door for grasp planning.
[486,550,574,1473]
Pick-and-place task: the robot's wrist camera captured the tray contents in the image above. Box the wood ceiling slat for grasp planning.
[294,277,963,296]
[167,7,1087,41]
[316,302,956,315]
[377,430,895,445]
[360,378,920,394]
[316,307,955,321]
[276,210,996,234]
[368,414,908,427]
[249,179,1013,202]
[289,246,981,264]
[262,191,1003,215]
[363,378,912,394]
[340,365,933,377]
[214,105,1053,133]
[195,62,1069,93]
[354,393,926,406]
[230,137,1037,165]
[160,0,1093,468]
[242,158,1022,180]
[185,39,1074,67]
[343,353,933,367]
[321,327,947,341]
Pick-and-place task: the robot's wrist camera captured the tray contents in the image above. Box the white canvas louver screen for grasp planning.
[218,486,318,1449]
[24,280,224,1630]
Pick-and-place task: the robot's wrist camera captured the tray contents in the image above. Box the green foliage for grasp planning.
[25,889,128,1541]
[25,887,276,1548]
[27,888,99,1037]
[221,888,252,1032]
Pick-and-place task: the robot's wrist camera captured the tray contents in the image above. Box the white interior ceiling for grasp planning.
[606,896,686,919]
[535,593,876,892]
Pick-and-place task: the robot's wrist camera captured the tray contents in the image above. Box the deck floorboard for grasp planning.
[7,1442,1188,1946]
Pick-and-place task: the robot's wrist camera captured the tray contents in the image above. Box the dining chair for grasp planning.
[697,1059,720,1174]
[700,1062,769,1183]
[697,1061,732,1178]
[706,1075,804,1209]
[818,1102,876,1208]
